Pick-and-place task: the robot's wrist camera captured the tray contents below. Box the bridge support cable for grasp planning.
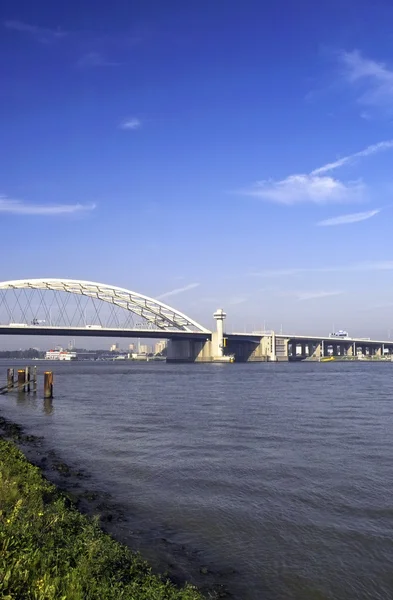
[0,279,210,334]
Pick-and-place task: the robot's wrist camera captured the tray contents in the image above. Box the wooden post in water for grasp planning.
[17,369,26,392]
[44,371,53,399]
[25,366,30,393]
[7,368,14,390]
[32,366,37,393]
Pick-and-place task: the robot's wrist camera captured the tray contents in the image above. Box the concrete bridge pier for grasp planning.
[372,345,382,357]
[243,333,279,361]
[310,342,322,359]
[275,336,289,361]
[346,343,354,357]
[166,338,212,362]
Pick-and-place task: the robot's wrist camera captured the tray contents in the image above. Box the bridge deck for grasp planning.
[228,332,393,345]
[0,326,210,340]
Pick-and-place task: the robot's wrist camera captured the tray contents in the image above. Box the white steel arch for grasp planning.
[0,278,210,333]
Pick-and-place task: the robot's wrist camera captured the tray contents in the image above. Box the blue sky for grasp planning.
[2,0,393,343]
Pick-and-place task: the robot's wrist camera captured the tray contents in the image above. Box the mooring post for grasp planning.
[25,366,31,393]
[32,366,37,393]
[7,368,14,390]
[17,369,26,392]
[44,371,53,399]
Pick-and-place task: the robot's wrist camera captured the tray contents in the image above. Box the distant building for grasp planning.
[110,343,119,352]
[154,340,167,354]
[128,343,135,351]
[139,344,151,355]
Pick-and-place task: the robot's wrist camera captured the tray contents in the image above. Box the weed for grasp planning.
[0,438,203,600]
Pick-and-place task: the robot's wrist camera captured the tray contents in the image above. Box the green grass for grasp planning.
[0,438,204,600]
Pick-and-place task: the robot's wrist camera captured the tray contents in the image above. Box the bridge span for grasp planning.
[227,332,393,362]
[0,325,208,341]
[0,278,391,362]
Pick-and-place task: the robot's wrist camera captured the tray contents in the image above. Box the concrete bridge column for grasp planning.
[275,337,289,361]
[167,338,212,362]
[166,339,193,362]
[270,332,277,361]
[311,342,322,359]
[345,343,353,357]
[374,345,382,358]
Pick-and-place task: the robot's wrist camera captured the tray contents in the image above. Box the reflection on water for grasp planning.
[1,359,393,600]
[43,398,53,415]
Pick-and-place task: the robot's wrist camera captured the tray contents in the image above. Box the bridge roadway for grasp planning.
[226,332,393,361]
[0,325,209,341]
[1,325,392,361]
[229,332,393,346]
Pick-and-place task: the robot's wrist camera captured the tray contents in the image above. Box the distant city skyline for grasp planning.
[2,0,393,345]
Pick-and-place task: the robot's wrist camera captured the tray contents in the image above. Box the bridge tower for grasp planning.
[213,308,226,359]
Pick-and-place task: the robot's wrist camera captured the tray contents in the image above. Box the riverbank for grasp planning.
[0,434,205,600]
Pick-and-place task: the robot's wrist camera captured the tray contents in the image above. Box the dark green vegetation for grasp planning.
[0,438,203,600]
[0,349,44,359]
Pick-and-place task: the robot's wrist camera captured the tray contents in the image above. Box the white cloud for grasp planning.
[317,209,380,226]
[0,196,96,215]
[294,290,344,301]
[311,140,393,175]
[120,118,141,131]
[244,174,363,204]
[271,288,344,302]
[4,20,67,43]
[241,138,393,205]
[341,50,393,112]
[249,261,393,277]
[157,283,200,300]
[77,52,120,68]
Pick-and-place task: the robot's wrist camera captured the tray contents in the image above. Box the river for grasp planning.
[0,359,392,600]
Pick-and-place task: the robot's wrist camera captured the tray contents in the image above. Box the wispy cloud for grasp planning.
[249,261,393,277]
[340,50,393,113]
[119,118,141,131]
[311,140,393,175]
[77,52,120,68]
[157,283,200,300]
[280,290,344,302]
[294,290,344,301]
[4,19,68,43]
[317,209,380,227]
[361,302,393,311]
[240,139,393,205]
[243,174,363,204]
[0,196,96,216]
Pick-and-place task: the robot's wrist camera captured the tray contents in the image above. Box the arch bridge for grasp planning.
[0,278,211,341]
[0,278,268,362]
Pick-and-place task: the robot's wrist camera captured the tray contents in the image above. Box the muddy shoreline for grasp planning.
[0,413,235,599]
